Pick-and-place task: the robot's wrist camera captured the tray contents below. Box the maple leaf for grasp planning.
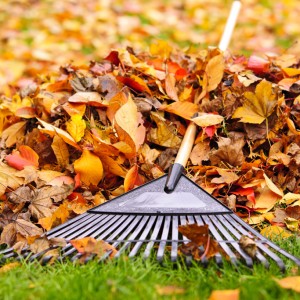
[232,80,278,124]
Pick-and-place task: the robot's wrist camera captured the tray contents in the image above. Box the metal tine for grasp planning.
[46,213,97,237]
[47,214,110,239]
[229,214,300,266]
[171,215,178,262]
[143,215,164,259]
[204,214,254,267]
[90,215,139,263]
[187,215,209,265]
[157,216,171,262]
[61,214,127,258]
[193,215,223,266]
[115,216,150,258]
[222,215,288,270]
[220,215,270,269]
[179,215,192,265]
[129,216,157,258]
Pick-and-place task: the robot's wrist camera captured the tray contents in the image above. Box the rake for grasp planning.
[1,1,300,270]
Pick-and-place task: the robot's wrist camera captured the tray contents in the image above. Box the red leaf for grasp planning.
[247,55,270,74]
[232,187,256,204]
[104,50,120,65]
[205,125,217,138]
[6,145,39,170]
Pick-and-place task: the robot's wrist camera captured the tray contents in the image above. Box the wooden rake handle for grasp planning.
[164,0,241,193]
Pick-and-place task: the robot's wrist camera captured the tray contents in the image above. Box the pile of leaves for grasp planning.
[0,41,300,252]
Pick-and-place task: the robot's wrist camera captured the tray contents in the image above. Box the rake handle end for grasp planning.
[164,163,184,193]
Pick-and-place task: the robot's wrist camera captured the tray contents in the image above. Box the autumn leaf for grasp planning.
[66,115,86,142]
[232,80,278,124]
[150,40,172,59]
[274,276,300,293]
[6,145,39,170]
[68,92,108,107]
[1,121,26,147]
[70,237,117,260]
[192,113,224,127]
[74,150,103,186]
[260,225,293,239]
[148,112,181,148]
[156,285,185,296]
[37,118,81,150]
[0,262,21,273]
[51,135,70,168]
[205,55,225,92]
[124,165,145,192]
[159,101,199,120]
[208,289,240,300]
[0,163,23,196]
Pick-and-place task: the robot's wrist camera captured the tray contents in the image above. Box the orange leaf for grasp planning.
[74,150,103,186]
[124,165,144,192]
[232,187,256,204]
[208,289,240,300]
[159,101,198,120]
[6,145,39,170]
[274,276,300,293]
[116,75,151,94]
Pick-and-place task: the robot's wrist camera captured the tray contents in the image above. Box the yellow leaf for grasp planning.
[115,94,143,150]
[232,80,277,124]
[74,150,103,186]
[260,225,293,239]
[263,173,283,196]
[282,68,300,77]
[1,121,26,147]
[274,276,300,293]
[148,112,181,147]
[165,73,178,101]
[150,40,172,59]
[208,289,240,300]
[156,285,186,296]
[284,217,299,232]
[205,55,225,92]
[37,118,81,150]
[66,115,86,143]
[0,262,21,273]
[280,193,300,205]
[192,113,224,127]
[51,135,70,167]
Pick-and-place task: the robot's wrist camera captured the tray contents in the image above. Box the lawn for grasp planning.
[0,236,299,300]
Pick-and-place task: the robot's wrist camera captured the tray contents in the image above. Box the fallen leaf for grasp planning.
[208,289,240,300]
[156,285,185,296]
[192,113,224,127]
[74,150,103,186]
[274,276,300,293]
[232,80,277,124]
[260,225,293,240]
[190,141,210,165]
[66,115,86,142]
[6,145,39,171]
[205,55,225,92]
[124,165,144,192]
[0,262,21,273]
[160,101,198,120]
[284,217,299,232]
[1,121,26,147]
[239,235,257,258]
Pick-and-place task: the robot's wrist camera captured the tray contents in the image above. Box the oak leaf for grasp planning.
[74,150,103,186]
[232,80,277,124]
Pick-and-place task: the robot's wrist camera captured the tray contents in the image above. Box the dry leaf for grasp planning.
[192,113,224,127]
[260,225,293,239]
[0,262,21,273]
[74,150,103,186]
[205,55,225,92]
[66,115,86,142]
[51,135,70,168]
[208,289,240,300]
[232,80,277,124]
[239,235,257,258]
[6,145,39,170]
[156,285,185,296]
[274,276,300,293]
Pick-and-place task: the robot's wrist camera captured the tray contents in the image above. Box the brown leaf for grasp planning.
[286,205,300,220]
[238,235,257,258]
[209,135,245,167]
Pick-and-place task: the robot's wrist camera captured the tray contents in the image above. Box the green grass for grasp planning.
[0,237,299,300]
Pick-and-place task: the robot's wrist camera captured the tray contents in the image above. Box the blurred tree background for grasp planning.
[0,0,299,89]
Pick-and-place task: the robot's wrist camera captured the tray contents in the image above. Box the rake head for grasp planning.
[1,175,299,271]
